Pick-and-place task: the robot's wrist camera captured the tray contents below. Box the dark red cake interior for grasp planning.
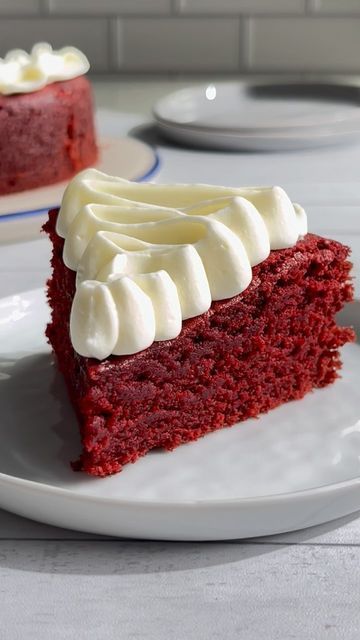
[45,210,355,477]
[0,76,97,196]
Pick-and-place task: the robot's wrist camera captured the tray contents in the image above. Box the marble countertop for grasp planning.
[0,78,360,640]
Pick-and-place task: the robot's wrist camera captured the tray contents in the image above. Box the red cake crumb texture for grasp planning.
[45,210,355,477]
[0,76,97,195]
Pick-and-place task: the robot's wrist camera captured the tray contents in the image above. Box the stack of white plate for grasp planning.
[153,80,360,151]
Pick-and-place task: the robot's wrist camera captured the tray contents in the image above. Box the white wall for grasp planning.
[1,0,360,74]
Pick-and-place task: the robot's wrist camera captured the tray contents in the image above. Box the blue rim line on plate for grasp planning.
[0,149,161,223]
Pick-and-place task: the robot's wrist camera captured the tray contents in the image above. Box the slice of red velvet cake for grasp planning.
[45,169,355,477]
[0,43,97,195]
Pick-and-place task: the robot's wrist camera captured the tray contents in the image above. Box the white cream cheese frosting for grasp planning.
[56,169,307,360]
[0,43,89,95]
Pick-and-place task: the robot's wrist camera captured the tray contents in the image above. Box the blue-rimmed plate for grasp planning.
[0,136,159,244]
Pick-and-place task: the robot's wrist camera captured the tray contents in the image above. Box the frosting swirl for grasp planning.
[0,43,89,95]
[57,169,307,360]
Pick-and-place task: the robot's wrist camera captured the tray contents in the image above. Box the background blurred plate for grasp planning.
[0,136,159,245]
[154,80,360,150]
[156,118,360,152]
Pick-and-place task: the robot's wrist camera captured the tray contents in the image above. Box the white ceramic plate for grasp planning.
[155,119,360,152]
[154,81,360,151]
[0,289,359,541]
[0,136,159,244]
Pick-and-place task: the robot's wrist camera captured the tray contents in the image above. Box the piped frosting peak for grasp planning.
[0,42,89,95]
[57,169,307,360]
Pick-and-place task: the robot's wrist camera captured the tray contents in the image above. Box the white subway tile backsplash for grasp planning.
[47,0,172,15]
[3,1,360,74]
[249,17,360,71]
[310,0,360,13]
[116,18,240,71]
[0,18,109,70]
[176,0,306,14]
[0,0,40,13]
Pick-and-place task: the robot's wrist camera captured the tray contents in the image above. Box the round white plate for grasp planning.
[0,289,359,541]
[156,119,360,152]
[0,136,159,244]
[154,81,360,151]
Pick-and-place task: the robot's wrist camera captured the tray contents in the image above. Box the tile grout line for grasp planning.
[241,16,251,71]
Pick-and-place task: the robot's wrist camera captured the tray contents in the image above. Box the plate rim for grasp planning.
[156,118,360,141]
[0,287,359,511]
[1,463,360,509]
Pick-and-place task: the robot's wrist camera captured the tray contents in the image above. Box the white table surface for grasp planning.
[1,78,360,639]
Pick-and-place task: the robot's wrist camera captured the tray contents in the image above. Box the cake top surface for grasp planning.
[0,42,89,95]
[57,168,307,360]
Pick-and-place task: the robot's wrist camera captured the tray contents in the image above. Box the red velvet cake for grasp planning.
[45,172,355,477]
[0,44,97,195]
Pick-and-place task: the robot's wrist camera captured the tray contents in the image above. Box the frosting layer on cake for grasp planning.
[0,43,89,95]
[57,168,307,359]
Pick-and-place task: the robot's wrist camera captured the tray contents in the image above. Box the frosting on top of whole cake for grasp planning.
[0,43,89,95]
[57,168,307,360]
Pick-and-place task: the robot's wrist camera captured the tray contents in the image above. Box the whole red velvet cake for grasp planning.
[45,170,355,477]
[0,43,97,195]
